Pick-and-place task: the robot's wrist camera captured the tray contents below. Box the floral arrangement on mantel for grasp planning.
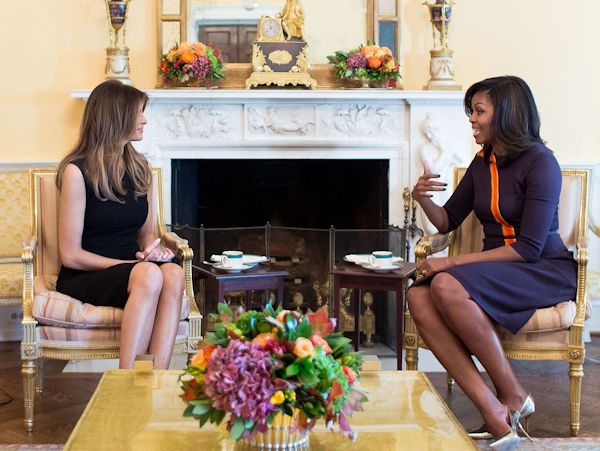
[160,42,225,88]
[180,302,367,444]
[327,43,401,88]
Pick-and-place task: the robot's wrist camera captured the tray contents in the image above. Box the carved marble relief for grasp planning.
[154,105,233,140]
[319,104,404,139]
[247,106,315,136]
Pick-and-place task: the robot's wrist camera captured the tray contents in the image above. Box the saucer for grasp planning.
[212,263,252,273]
[211,254,268,267]
[359,262,403,273]
[345,254,403,265]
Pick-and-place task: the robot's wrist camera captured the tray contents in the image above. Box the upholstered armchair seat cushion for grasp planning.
[33,275,190,329]
[38,321,189,342]
[0,263,23,298]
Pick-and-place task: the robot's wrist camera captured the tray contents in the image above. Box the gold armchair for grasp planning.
[403,168,590,436]
[21,168,202,431]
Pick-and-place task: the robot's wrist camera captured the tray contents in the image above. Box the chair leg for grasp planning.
[22,359,36,432]
[569,361,583,436]
[35,358,44,394]
[404,346,418,370]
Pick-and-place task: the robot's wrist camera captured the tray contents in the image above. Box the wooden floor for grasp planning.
[0,337,599,444]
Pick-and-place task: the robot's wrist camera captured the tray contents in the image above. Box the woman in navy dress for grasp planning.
[56,80,184,370]
[407,76,576,449]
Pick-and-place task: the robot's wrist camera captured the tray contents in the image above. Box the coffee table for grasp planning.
[331,262,416,370]
[64,370,476,450]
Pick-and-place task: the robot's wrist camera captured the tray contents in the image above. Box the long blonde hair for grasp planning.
[57,80,151,202]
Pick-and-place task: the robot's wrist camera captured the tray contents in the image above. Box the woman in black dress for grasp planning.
[408,76,576,449]
[56,80,184,370]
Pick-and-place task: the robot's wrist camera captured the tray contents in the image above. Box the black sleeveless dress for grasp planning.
[56,162,148,308]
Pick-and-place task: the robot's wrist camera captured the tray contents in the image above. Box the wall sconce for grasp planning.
[422,0,461,90]
[105,0,133,85]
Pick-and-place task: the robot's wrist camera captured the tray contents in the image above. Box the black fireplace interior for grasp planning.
[171,158,402,349]
[171,159,389,228]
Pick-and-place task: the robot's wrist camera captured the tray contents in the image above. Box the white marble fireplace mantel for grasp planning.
[71,89,473,225]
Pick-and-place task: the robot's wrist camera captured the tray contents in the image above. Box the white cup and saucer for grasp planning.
[213,250,251,273]
[360,250,403,273]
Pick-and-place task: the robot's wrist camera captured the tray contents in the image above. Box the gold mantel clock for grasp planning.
[245,13,317,89]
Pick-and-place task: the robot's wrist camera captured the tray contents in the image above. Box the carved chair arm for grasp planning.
[573,239,589,324]
[161,231,201,318]
[414,232,452,263]
[161,231,189,259]
[21,235,38,321]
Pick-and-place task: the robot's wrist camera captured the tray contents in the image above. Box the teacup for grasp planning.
[368,251,393,268]
[221,250,244,268]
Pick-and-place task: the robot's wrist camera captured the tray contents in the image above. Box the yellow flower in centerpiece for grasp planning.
[270,390,285,405]
[293,337,315,358]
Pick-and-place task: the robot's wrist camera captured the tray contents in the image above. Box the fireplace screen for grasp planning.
[171,223,408,348]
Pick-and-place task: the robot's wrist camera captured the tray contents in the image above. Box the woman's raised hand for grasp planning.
[412,161,447,203]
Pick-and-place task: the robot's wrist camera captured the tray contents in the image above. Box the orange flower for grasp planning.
[193,42,207,57]
[368,57,382,69]
[385,59,397,71]
[293,337,315,358]
[180,50,197,64]
[181,378,197,402]
[191,344,216,370]
[381,46,393,56]
[360,44,379,58]
[310,334,332,354]
[307,307,335,336]
[166,49,177,62]
[252,332,277,348]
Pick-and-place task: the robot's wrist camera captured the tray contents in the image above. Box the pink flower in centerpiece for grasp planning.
[342,366,357,385]
[189,55,210,80]
[203,340,277,430]
[310,334,332,354]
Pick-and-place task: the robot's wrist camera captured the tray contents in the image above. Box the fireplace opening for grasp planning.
[171,159,403,350]
[171,159,389,229]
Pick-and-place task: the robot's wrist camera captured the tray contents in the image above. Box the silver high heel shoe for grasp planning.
[468,394,535,441]
[490,410,522,451]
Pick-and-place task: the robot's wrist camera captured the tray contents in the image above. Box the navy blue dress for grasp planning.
[56,162,148,308]
[414,143,577,334]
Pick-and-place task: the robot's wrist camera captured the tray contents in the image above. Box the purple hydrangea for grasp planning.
[189,55,210,80]
[346,52,367,70]
[203,340,277,429]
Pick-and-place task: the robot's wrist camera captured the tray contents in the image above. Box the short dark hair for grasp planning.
[464,76,544,160]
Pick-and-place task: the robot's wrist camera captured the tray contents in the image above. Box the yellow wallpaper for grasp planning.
[0,0,597,162]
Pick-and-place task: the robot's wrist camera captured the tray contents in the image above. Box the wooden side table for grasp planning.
[331,262,416,370]
[195,263,289,305]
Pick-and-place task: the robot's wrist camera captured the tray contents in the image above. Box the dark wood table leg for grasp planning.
[217,283,226,305]
[396,280,405,370]
[354,290,361,352]
[333,275,341,332]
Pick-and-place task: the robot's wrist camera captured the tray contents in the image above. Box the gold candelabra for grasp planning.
[422,0,461,90]
[105,0,133,85]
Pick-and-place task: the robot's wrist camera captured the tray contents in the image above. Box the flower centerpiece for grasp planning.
[180,302,367,447]
[327,43,401,88]
[160,42,225,88]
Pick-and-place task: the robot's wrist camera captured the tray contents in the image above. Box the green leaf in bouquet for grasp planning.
[285,314,298,332]
[212,408,226,425]
[230,417,247,440]
[264,301,276,318]
[284,363,300,377]
[198,411,211,428]
[183,404,196,417]
[192,403,211,416]
[217,302,234,318]
[283,404,294,416]
[189,398,212,406]
[344,69,354,78]
[296,317,312,338]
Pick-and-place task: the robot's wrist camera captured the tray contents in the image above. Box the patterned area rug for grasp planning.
[476,437,600,450]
